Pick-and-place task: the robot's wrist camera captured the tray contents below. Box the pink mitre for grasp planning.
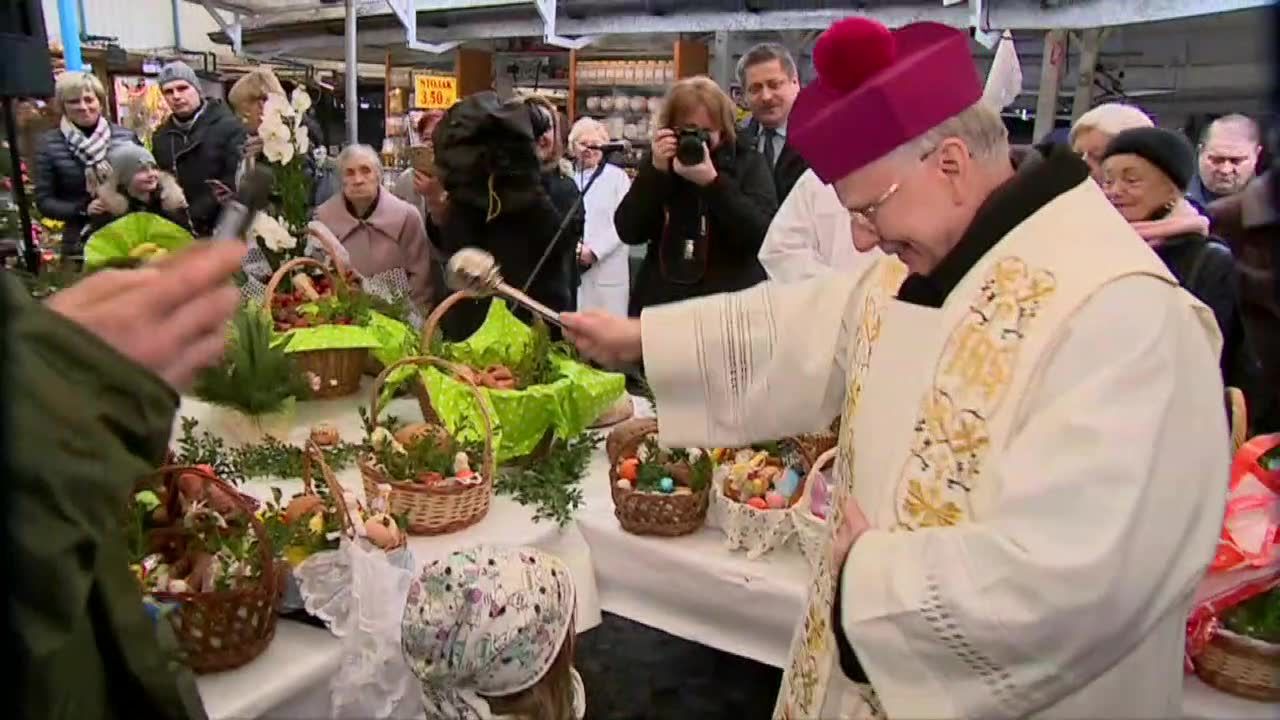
[790,17,983,184]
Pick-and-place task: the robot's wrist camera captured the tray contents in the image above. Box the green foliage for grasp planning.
[174,417,246,485]
[259,485,342,561]
[495,433,600,526]
[372,431,481,483]
[633,437,711,492]
[174,417,360,482]
[298,281,375,326]
[194,305,310,416]
[1222,587,1280,643]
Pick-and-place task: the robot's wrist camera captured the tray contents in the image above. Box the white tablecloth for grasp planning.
[193,394,1272,720]
[188,385,600,720]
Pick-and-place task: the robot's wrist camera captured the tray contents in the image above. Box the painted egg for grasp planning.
[619,458,640,481]
[616,478,633,491]
[659,477,675,494]
[777,467,801,499]
[765,491,786,509]
[746,496,769,510]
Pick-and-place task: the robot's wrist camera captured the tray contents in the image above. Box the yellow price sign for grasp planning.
[414,74,457,110]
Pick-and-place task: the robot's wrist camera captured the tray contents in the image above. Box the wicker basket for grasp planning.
[1195,625,1280,701]
[606,418,709,537]
[265,257,368,399]
[794,447,837,571]
[358,356,496,535]
[303,440,407,551]
[140,465,278,673]
[415,291,556,458]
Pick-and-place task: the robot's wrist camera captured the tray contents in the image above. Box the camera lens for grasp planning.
[676,133,706,166]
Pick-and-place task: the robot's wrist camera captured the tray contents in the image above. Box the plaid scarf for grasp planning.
[60,115,114,191]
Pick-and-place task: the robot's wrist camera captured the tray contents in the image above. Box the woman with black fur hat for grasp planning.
[1102,126,1262,413]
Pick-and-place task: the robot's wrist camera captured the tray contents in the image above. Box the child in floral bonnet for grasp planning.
[402,545,585,720]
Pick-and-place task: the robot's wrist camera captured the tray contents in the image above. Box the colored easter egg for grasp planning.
[659,477,675,493]
[619,458,639,481]
[777,468,801,498]
[616,478,633,491]
[746,496,769,510]
[765,491,786,509]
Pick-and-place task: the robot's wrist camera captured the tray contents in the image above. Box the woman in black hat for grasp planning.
[1102,126,1261,411]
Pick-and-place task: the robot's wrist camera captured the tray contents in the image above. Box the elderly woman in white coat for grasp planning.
[568,118,631,316]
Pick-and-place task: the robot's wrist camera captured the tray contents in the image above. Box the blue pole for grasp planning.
[56,0,84,70]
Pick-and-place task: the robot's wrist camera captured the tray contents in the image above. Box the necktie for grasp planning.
[763,127,778,168]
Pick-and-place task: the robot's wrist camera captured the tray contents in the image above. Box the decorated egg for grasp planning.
[777,467,801,499]
[659,477,675,494]
[616,478,633,491]
[619,457,640,481]
[765,491,786,509]
[746,496,769,510]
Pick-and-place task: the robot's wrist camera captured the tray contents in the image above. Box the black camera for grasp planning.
[675,126,711,166]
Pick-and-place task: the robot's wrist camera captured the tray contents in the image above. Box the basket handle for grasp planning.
[304,221,353,280]
[420,289,477,354]
[263,256,341,316]
[798,447,838,509]
[301,440,357,540]
[148,464,277,597]
[369,355,496,487]
[606,417,660,465]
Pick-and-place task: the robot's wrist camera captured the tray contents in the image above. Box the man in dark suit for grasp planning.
[738,43,808,203]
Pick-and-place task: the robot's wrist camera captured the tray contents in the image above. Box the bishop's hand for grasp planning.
[561,310,643,368]
[831,496,871,570]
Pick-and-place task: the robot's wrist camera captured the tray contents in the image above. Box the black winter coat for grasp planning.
[1156,233,1264,409]
[33,124,139,253]
[152,100,246,236]
[743,119,809,203]
[430,187,579,342]
[615,135,778,316]
[542,168,584,304]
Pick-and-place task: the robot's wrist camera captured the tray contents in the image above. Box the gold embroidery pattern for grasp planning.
[896,257,1056,530]
[774,259,906,720]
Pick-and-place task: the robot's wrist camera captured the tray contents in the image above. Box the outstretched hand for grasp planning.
[560,310,643,368]
[45,241,247,391]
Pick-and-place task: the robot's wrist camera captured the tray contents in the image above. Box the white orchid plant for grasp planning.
[249,88,315,267]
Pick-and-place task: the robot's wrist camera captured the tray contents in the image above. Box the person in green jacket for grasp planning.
[5,241,244,719]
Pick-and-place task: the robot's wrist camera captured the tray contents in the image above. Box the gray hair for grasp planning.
[53,71,107,115]
[1069,103,1153,145]
[1202,113,1261,145]
[567,117,608,155]
[336,144,383,176]
[896,102,1010,163]
[736,43,798,86]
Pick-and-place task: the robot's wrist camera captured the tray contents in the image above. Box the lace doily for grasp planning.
[326,540,420,719]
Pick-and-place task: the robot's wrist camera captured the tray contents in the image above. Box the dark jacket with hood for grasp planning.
[615,133,778,316]
[33,123,140,253]
[152,99,246,235]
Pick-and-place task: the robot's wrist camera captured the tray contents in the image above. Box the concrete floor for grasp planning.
[576,613,783,720]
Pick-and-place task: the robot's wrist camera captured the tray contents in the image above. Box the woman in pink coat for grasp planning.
[313,144,434,308]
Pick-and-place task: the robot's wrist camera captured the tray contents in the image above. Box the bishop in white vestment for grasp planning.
[563,17,1230,720]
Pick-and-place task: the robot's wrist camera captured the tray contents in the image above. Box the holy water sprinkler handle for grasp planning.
[446,249,564,327]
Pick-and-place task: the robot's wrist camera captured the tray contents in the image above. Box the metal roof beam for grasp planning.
[384,0,462,53]
[982,0,1272,30]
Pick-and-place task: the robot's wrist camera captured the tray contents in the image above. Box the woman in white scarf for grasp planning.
[33,71,140,258]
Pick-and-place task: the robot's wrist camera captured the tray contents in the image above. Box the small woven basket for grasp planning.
[415,291,556,458]
[303,440,407,551]
[1195,625,1280,701]
[265,257,368,399]
[606,418,709,537]
[140,466,278,673]
[358,355,496,535]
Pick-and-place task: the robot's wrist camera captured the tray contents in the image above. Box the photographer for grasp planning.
[615,76,778,316]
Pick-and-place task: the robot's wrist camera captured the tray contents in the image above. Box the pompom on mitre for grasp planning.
[812,17,897,93]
